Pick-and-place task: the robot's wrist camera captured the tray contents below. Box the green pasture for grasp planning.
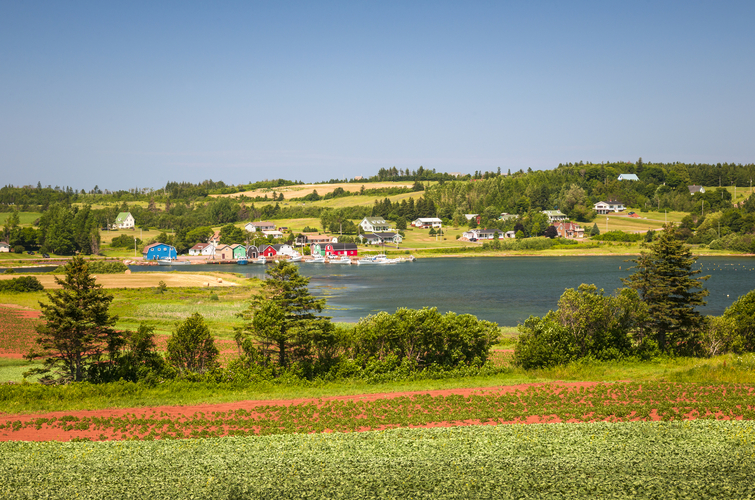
[703,185,755,204]
[0,212,42,226]
[2,421,754,499]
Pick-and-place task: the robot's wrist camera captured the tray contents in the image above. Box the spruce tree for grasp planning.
[166,312,218,375]
[26,256,120,383]
[237,261,328,367]
[622,224,709,353]
[590,223,600,237]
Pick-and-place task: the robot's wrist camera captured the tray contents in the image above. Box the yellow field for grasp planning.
[0,273,241,289]
[211,181,417,200]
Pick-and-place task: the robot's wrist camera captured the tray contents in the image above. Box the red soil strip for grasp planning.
[0,381,614,442]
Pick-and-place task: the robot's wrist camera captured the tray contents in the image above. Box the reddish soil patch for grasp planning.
[0,305,42,357]
[0,381,608,442]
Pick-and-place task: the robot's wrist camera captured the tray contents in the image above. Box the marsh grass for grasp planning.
[0,358,43,383]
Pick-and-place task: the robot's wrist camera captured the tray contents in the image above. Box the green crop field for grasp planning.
[2,420,754,499]
[0,212,42,226]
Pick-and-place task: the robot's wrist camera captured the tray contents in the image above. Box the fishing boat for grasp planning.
[156,258,191,266]
[328,255,351,264]
[288,254,302,263]
[309,254,326,263]
[236,258,248,265]
[255,256,267,264]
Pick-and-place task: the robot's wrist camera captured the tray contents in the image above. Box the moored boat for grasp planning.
[236,259,248,265]
[156,258,191,266]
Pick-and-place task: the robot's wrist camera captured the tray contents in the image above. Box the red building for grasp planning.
[260,244,278,257]
[324,243,358,256]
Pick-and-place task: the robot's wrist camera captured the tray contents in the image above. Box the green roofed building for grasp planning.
[113,212,135,230]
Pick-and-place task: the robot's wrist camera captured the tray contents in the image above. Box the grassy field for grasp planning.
[3,421,753,499]
[0,212,41,226]
[211,181,420,200]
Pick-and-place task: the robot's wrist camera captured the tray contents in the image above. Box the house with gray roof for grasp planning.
[360,217,391,233]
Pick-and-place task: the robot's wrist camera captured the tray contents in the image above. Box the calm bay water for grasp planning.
[130,256,755,326]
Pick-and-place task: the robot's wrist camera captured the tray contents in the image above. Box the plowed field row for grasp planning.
[2,382,753,441]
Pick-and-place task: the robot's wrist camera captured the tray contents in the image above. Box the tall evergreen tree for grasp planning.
[622,224,709,353]
[26,256,120,383]
[236,261,329,367]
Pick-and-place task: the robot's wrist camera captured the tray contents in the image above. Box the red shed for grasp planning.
[260,244,278,257]
[324,243,358,256]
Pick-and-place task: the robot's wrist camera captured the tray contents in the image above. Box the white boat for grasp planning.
[156,258,191,266]
[309,254,326,263]
[288,254,302,263]
[255,256,267,264]
[356,254,399,265]
[328,255,352,264]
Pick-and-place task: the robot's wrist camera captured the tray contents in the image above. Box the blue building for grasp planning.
[142,242,177,260]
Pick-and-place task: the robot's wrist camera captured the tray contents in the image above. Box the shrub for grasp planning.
[53,260,128,274]
[13,245,25,254]
[0,276,44,292]
[591,231,642,242]
[166,312,219,375]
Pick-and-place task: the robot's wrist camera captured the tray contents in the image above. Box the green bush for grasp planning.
[109,234,142,248]
[591,230,643,242]
[53,260,128,274]
[0,276,44,292]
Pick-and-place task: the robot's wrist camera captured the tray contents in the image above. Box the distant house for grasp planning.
[324,243,359,257]
[464,214,481,224]
[142,243,177,260]
[0,241,9,252]
[301,233,336,244]
[618,174,639,181]
[462,229,502,240]
[208,231,221,246]
[412,217,442,228]
[594,200,625,214]
[553,222,584,239]
[272,244,297,257]
[359,233,381,245]
[499,213,519,221]
[504,230,516,239]
[541,210,568,222]
[688,185,706,195]
[353,176,364,181]
[310,243,324,256]
[113,212,135,230]
[231,244,247,260]
[189,243,215,256]
[262,230,284,239]
[448,172,462,177]
[214,244,235,260]
[245,221,276,233]
[360,217,391,233]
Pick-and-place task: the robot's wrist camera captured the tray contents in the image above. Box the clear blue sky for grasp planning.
[2,1,754,190]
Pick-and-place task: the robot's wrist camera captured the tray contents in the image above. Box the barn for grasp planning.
[142,243,177,260]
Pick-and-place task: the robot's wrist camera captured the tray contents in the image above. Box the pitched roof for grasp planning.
[373,231,399,238]
[249,221,275,227]
[143,242,173,252]
[190,243,211,250]
[688,185,705,194]
[114,212,132,223]
[363,217,386,224]
[618,174,639,181]
[330,243,358,250]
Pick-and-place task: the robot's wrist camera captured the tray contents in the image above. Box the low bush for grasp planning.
[53,260,128,274]
[0,276,44,292]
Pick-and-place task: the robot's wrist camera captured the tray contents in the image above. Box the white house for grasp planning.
[0,241,9,253]
[360,217,391,233]
[272,244,297,257]
[245,221,276,232]
[688,185,706,194]
[113,212,135,230]
[412,217,442,228]
[593,200,625,214]
[541,210,568,222]
[462,229,503,240]
[618,174,640,181]
[189,243,215,256]
[262,230,284,239]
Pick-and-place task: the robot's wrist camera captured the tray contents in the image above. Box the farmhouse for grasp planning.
[359,233,380,245]
[302,233,336,244]
[541,210,568,222]
[594,200,625,214]
[688,185,706,194]
[412,217,442,228]
[113,212,135,230]
[245,221,276,232]
[188,243,215,256]
[142,243,177,260]
[262,230,284,239]
[553,222,584,239]
[462,229,503,240]
[360,217,391,233]
[618,174,640,181]
[0,241,9,252]
[324,243,359,257]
